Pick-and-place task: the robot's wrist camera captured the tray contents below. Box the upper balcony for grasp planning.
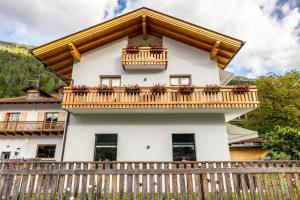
[0,121,65,136]
[121,47,168,70]
[61,86,259,114]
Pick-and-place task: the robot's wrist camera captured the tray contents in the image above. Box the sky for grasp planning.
[0,0,299,77]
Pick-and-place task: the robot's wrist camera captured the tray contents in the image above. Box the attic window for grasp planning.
[27,92,39,100]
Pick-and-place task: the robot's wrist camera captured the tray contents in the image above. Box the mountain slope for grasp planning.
[0,41,64,98]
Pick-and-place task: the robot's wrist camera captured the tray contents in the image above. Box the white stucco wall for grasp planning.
[0,135,63,160]
[64,113,230,161]
[71,36,220,86]
[0,104,64,121]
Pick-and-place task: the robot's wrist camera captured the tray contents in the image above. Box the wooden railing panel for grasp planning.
[0,161,299,199]
[0,121,65,135]
[121,47,168,68]
[62,86,259,111]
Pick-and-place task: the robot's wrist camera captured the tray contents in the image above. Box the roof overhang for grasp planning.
[31,7,244,79]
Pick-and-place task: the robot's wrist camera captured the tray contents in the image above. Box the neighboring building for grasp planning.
[227,123,268,160]
[27,7,260,162]
[0,87,67,160]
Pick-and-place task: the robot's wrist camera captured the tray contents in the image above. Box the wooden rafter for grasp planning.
[142,15,147,40]
[210,41,220,60]
[68,43,81,62]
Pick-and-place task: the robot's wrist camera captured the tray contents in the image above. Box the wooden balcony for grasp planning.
[62,86,259,113]
[121,47,168,70]
[0,121,65,136]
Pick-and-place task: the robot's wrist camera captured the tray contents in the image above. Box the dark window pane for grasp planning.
[172,134,194,144]
[172,134,196,161]
[95,134,118,145]
[36,145,56,158]
[95,147,117,161]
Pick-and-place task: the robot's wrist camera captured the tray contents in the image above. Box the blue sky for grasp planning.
[0,0,299,77]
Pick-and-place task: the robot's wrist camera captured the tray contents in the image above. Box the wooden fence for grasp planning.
[0,161,299,199]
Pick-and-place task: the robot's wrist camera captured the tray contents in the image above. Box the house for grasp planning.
[29,7,259,161]
[0,86,67,160]
[226,123,267,160]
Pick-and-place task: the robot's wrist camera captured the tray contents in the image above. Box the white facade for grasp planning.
[0,103,66,160]
[72,36,220,86]
[64,113,230,161]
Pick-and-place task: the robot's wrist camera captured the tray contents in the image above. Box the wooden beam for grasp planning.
[210,41,220,60]
[68,43,81,62]
[142,15,147,40]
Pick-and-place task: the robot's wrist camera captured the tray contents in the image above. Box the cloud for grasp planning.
[0,0,299,77]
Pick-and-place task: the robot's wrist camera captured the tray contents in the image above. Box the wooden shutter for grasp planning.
[57,112,66,122]
[19,112,27,121]
[37,112,45,129]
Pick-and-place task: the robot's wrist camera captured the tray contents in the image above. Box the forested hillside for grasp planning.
[0,41,64,98]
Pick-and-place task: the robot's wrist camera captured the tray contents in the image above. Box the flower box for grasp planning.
[233,83,250,93]
[71,85,88,95]
[149,43,163,53]
[178,85,195,95]
[204,85,220,93]
[125,45,139,53]
[150,84,166,94]
[125,84,141,94]
[97,85,114,94]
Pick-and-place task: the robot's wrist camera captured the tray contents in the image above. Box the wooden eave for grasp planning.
[31,7,244,78]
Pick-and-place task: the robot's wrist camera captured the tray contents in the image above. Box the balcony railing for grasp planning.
[121,47,168,70]
[0,121,65,136]
[62,86,259,112]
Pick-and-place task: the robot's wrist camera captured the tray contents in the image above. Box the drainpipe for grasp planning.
[60,111,70,161]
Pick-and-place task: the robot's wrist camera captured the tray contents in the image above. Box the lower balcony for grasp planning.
[0,121,65,136]
[62,86,259,114]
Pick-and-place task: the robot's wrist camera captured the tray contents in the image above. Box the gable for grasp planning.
[31,7,244,79]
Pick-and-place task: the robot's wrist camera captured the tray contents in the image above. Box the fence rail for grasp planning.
[62,86,259,111]
[0,121,65,136]
[0,161,299,199]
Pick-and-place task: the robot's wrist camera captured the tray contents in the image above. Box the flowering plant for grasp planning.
[178,85,195,95]
[204,84,220,93]
[97,84,114,93]
[125,44,139,53]
[150,84,166,94]
[233,83,250,93]
[125,84,141,93]
[150,43,163,53]
[71,85,88,95]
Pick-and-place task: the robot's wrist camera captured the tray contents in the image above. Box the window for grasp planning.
[1,152,10,159]
[172,134,196,161]
[94,134,118,161]
[27,92,39,100]
[6,113,20,122]
[36,145,56,159]
[100,76,121,87]
[170,75,191,86]
[45,112,59,122]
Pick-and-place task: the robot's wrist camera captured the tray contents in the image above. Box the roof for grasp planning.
[0,95,62,104]
[31,7,244,78]
[226,123,260,143]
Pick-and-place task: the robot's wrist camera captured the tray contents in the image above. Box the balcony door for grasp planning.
[44,112,59,130]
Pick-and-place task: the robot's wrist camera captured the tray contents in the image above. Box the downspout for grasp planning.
[60,111,70,161]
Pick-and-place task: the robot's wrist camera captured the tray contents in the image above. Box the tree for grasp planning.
[265,126,300,160]
[240,71,300,134]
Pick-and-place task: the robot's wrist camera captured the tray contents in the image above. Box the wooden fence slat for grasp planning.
[172,164,178,200]
[186,163,194,200]
[209,163,218,200]
[179,163,186,200]
[27,163,37,200]
[149,163,155,200]
[141,163,147,200]
[35,163,45,200]
[157,163,162,200]
[103,163,110,200]
[73,163,81,199]
[164,163,171,200]
[201,163,209,200]
[80,163,88,200]
[126,163,133,200]
[96,163,103,200]
[193,163,203,200]
[112,163,118,200]
[50,163,60,200]
[57,163,66,200]
[88,163,96,200]
[223,163,233,200]
[134,163,140,200]
[65,163,74,200]
[11,163,23,200]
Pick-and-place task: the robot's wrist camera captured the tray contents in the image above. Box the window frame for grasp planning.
[1,152,11,159]
[6,112,20,122]
[172,133,196,161]
[27,92,39,100]
[170,75,191,86]
[45,112,59,122]
[94,134,118,161]
[100,75,121,87]
[36,144,56,159]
